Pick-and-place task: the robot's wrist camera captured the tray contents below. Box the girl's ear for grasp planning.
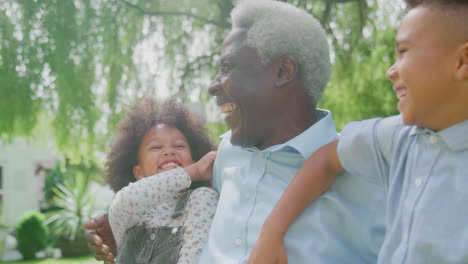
[455,42,468,80]
[132,165,144,181]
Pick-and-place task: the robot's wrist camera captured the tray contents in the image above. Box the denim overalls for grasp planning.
[115,190,192,264]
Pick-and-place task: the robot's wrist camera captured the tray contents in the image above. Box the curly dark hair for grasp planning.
[105,96,216,192]
[404,0,468,8]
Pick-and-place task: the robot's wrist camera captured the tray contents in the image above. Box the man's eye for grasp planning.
[175,145,186,149]
[150,146,161,150]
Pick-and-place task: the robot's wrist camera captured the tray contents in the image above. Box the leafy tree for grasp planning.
[0,0,403,159]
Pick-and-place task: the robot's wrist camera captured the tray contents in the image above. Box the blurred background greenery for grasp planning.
[0,0,403,262]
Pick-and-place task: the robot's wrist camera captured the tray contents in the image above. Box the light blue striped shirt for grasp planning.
[199,109,386,264]
[338,115,468,264]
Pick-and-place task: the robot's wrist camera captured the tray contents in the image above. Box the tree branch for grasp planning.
[320,0,333,28]
[346,0,369,59]
[119,0,229,29]
[179,52,218,98]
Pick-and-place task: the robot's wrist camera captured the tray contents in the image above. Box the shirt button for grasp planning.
[429,135,438,144]
[234,238,242,246]
[414,178,423,187]
[150,233,156,240]
[244,193,251,200]
[402,232,408,242]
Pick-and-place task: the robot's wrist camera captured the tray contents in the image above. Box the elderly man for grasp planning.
[85,1,386,263]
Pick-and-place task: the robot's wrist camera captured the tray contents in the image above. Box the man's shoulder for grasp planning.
[217,131,237,155]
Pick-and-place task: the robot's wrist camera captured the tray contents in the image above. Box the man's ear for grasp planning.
[455,42,468,81]
[275,56,298,87]
[132,165,144,181]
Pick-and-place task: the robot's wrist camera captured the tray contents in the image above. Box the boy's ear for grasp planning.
[275,56,298,87]
[132,165,144,181]
[455,42,468,81]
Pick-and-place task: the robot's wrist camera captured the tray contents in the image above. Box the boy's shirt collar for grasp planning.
[409,120,468,152]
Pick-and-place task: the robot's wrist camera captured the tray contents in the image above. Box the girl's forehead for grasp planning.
[143,124,187,142]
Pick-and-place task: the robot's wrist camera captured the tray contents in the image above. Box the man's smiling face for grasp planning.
[208,29,278,149]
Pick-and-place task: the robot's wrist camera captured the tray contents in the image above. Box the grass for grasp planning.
[3,256,101,264]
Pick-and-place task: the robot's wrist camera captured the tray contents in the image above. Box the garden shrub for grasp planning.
[15,211,48,260]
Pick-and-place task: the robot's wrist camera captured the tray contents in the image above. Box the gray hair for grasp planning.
[231,0,332,105]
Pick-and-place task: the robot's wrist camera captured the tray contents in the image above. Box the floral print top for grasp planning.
[109,167,219,264]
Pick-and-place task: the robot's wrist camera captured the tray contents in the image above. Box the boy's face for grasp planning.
[132,124,194,180]
[386,6,466,131]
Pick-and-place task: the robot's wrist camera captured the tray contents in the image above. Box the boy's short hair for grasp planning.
[404,0,468,42]
[405,0,468,8]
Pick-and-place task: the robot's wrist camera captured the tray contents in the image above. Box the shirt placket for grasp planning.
[240,151,269,261]
[400,134,440,263]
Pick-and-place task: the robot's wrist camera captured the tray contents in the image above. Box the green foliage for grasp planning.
[45,171,95,243]
[206,121,229,145]
[15,211,48,260]
[5,255,100,264]
[0,0,404,159]
[319,1,401,130]
[42,160,103,211]
[43,164,67,204]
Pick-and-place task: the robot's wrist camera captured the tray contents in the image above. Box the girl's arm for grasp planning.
[247,140,344,264]
[178,187,219,264]
[109,151,217,248]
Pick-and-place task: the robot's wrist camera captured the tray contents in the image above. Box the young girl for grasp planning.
[106,96,218,264]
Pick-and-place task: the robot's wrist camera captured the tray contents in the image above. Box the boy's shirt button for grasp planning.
[414,178,423,187]
[402,232,408,243]
[429,135,438,144]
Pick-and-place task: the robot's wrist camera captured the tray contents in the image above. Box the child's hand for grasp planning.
[184,151,217,182]
[247,230,287,264]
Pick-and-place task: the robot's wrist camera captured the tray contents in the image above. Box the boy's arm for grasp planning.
[247,140,343,264]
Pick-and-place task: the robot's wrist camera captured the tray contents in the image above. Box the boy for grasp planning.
[247,0,468,263]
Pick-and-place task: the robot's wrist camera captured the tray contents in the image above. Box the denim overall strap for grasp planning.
[171,189,192,219]
[115,190,193,264]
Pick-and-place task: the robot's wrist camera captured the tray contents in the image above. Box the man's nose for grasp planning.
[385,63,398,81]
[208,75,221,96]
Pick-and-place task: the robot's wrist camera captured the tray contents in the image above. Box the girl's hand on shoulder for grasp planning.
[184,151,217,182]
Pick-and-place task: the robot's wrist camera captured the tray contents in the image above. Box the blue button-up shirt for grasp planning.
[199,110,386,264]
[338,115,468,264]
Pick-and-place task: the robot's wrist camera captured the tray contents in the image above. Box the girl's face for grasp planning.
[132,124,194,180]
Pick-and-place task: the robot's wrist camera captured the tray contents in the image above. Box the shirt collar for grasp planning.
[277,109,338,158]
[220,109,338,158]
[439,120,468,152]
[409,120,468,152]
